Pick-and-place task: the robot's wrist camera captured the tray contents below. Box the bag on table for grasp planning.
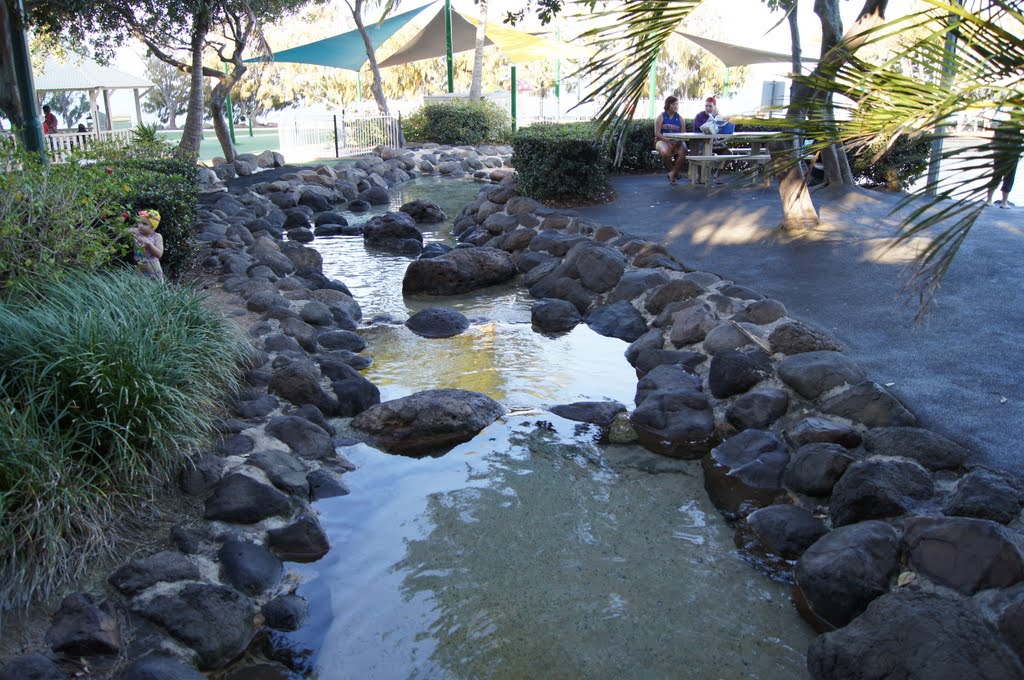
[699,120,719,135]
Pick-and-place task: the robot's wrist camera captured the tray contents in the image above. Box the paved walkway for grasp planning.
[576,174,1024,478]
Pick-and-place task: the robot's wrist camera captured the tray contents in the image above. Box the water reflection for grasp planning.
[360,322,639,407]
[299,417,812,679]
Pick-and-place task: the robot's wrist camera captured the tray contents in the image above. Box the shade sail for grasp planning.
[34,55,154,91]
[675,32,817,68]
[378,5,575,67]
[247,2,433,71]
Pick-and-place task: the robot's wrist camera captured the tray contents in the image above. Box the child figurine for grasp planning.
[127,209,164,281]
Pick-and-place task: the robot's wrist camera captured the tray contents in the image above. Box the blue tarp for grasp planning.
[246,2,434,71]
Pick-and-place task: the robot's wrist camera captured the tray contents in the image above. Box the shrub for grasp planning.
[403,100,512,145]
[513,122,610,201]
[0,271,255,611]
[607,119,662,174]
[0,150,198,292]
[848,135,930,191]
[0,150,131,291]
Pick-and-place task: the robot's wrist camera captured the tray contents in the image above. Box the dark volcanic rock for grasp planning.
[795,520,901,628]
[549,401,626,426]
[400,198,446,223]
[117,653,207,680]
[769,320,843,355]
[132,584,255,670]
[707,349,771,399]
[746,504,828,558]
[45,592,120,656]
[785,416,863,449]
[262,595,308,632]
[584,301,648,342]
[403,247,516,295]
[634,364,703,406]
[0,654,64,680]
[629,388,715,459]
[204,473,292,523]
[363,212,423,254]
[807,591,1024,680]
[702,429,790,519]
[218,540,282,596]
[820,380,916,427]
[351,389,505,455]
[725,388,789,431]
[405,307,470,338]
[943,468,1024,523]
[904,516,1024,594]
[862,426,969,471]
[778,351,865,400]
[267,515,330,563]
[784,443,858,497]
[532,298,582,333]
[829,458,934,526]
[265,416,334,460]
[108,551,201,597]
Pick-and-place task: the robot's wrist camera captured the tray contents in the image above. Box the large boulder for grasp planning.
[629,388,715,459]
[131,584,255,670]
[363,212,423,254]
[862,426,969,471]
[795,520,901,628]
[807,591,1024,680]
[820,380,916,427]
[778,351,865,400]
[532,298,582,334]
[746,504,828,559]
[725,388,789,431]
[943,468,1024,523]
[784,442,858,497]
[702,429,790,519]
[403,247,516,295]
[903,516,1024,594]
[561,241,626,293]
[400,198,447,223]
[351,388,505,455]
[584,301,648,342]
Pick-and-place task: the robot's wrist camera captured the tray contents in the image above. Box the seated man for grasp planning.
[693,96,734,184]
[654,96,687,185]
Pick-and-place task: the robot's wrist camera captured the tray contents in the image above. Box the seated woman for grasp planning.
[654,96,687,185]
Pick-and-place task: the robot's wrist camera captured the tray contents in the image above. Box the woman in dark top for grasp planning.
[654,96,687,185]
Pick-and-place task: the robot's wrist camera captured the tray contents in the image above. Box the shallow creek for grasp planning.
[279,177,815,678]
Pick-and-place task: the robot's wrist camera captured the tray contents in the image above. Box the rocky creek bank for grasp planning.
[3,142,1024,680]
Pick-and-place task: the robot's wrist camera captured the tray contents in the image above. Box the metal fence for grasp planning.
[277,113,401,163]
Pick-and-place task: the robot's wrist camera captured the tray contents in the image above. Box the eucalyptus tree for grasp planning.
[143,56,191,129]
[470,0,489,99]
[349,0,393,114]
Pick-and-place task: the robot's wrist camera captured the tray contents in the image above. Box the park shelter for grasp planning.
[33,55,154,131]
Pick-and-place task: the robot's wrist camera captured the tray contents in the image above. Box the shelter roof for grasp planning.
[34,55,154,91]
[676,32,817,68]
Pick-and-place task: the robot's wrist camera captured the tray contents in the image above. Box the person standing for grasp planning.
[986,108,1022,209]
[42,105,59,134]
[654,96,687,185]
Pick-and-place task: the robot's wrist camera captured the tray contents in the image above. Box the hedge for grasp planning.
[512,123,610,201]
[403,100,512,145]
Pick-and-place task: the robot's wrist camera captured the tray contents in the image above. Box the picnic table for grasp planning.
[664,131,783,185]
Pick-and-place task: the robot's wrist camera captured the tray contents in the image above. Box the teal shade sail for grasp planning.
[246,2,435,71]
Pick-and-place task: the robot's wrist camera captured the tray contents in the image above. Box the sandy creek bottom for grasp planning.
[272,177,815,679]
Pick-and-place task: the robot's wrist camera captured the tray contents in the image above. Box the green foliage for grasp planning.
[0,149,198,291]
[0,271,255,611]
[403,100,512,145]
[513,122,610,201]
[0,150,131,291]
[847,135,931,192]
[609,119,662,173]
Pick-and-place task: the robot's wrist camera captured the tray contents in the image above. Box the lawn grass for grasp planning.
[157,127,281,163]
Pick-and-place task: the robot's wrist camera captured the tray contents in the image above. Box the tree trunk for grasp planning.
[176,3,212,160]
[210,64,245,163]
[353,0,389,115]
[0,1,25,127]
[469,0,488,99]
[775,0,890,229]
[785,0,802,100]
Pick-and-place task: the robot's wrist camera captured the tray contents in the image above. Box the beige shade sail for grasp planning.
[378,4,576,68]
[675,32,817,68]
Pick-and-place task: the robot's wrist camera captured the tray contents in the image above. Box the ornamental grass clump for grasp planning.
[0,271,255,612]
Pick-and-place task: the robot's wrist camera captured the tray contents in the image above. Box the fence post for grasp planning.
[341,110,348,151]
[333,114,340,158]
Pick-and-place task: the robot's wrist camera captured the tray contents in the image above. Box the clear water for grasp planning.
[279,178,815,679]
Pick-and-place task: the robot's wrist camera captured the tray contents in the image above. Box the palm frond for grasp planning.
[573,0,706,132]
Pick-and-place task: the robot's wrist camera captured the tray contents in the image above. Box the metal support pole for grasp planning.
[511,66,517,132]
[444,0,454,93]
[647,58,657,118]
[555,28,561,107]
[9,0,45,158]
[223,64,236,144]
[333,114,339,158]
[248,116,253,137]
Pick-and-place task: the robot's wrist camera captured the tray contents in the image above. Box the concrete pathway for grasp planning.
[576,174,1024,478]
